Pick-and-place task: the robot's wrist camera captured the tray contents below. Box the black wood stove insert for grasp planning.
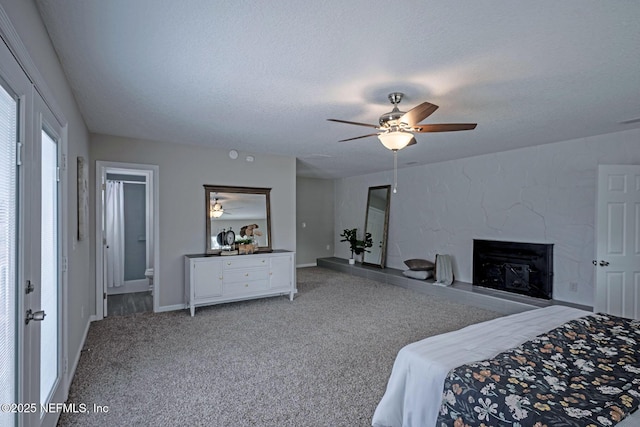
[473,239,553,300]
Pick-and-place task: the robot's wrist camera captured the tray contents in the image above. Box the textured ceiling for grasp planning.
[35,0,640,179]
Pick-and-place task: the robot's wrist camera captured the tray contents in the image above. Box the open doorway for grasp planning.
[95,161,159,318]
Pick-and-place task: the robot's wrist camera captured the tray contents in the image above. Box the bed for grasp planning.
[372,305,640,427]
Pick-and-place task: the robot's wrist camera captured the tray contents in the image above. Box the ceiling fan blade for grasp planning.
[338,133,379,142]
[327,118,379,129]
[400,102,439,126]
[413,123,477,133]
[407,137,417,147]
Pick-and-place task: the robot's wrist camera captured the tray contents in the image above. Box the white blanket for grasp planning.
[371,305,591,427]
[434,254,453,286]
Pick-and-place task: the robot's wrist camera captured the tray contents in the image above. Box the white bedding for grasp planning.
[372,306,595,427]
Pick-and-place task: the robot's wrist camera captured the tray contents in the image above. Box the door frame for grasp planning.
[95,161,159,319]
[31,97,69,426]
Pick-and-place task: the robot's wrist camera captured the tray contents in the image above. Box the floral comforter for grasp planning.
[437,313,640,427]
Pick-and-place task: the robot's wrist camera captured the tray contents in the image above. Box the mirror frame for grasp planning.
[204,185,272,255]
[362,185,391,268]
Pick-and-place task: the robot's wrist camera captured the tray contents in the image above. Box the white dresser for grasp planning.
[184,250,295,316]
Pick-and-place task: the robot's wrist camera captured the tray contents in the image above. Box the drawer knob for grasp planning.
[245,273,249,276]
[245,283,249,287]
[262,260,265,263]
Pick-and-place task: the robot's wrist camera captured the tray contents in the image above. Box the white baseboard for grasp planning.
[155,303,187,313]
[296,262,317,268]
[107,279,151,295]
[66,315,92,395]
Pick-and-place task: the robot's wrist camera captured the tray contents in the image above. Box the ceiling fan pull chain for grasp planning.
[393,150,398,193]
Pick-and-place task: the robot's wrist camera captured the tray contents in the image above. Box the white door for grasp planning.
[595,165,640,319]
[0,44,24,427]
[0,37,66,427]
[23,92,66,427]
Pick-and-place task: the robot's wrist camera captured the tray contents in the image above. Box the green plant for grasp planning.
[340,228,373,259]
[235,237,254,245]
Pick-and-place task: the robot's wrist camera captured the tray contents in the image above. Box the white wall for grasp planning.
[90,134,296,309]
[335,128,640,306]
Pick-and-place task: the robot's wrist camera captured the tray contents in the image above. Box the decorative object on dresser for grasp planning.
[362,185,391,268]
[204,185,272,255]
[339,228,373,265]
[236,238,255,255]
[184,251,295,316]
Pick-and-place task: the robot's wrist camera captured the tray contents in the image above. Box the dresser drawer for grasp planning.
[223,257,268,270]
[224,279,269,296]
[224,268,269,283]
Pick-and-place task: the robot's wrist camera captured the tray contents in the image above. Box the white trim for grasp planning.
[59,124,70,400]
[95,161,160,319]
[66,315,91,400]
[107,279,149,295]
[296,262,317,268]
[156,304,187,313]
[107,179,145,185]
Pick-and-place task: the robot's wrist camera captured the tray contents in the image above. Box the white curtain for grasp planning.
[106,180,125,288]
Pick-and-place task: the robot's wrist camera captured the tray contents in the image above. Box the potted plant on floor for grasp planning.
[340,228,373,264]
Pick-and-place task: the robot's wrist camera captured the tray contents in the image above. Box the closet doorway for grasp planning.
[95,161,159,318]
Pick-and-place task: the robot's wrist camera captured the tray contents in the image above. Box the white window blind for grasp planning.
[0,81,18,425]
[40,129,58,404]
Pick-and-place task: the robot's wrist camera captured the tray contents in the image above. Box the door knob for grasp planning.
[25,309,46,325]
[599,260,610,267]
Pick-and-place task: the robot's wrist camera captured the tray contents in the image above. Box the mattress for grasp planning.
[372,305,640,427]
[371,305,597,427]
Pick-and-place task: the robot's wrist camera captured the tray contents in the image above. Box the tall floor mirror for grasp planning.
[362,185,391,268]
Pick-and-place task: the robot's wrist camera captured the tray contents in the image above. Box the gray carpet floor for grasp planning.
[58,267,501,427]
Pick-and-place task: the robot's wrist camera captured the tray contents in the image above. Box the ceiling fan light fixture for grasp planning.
[378,131,414,151]
[210,200,224,217]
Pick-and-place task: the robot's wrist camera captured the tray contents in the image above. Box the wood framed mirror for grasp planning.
[204,185,272,255]
[362,185,391,268]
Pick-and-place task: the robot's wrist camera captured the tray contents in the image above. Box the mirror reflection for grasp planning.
[362,185,390,268]
[204,185,271,254]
